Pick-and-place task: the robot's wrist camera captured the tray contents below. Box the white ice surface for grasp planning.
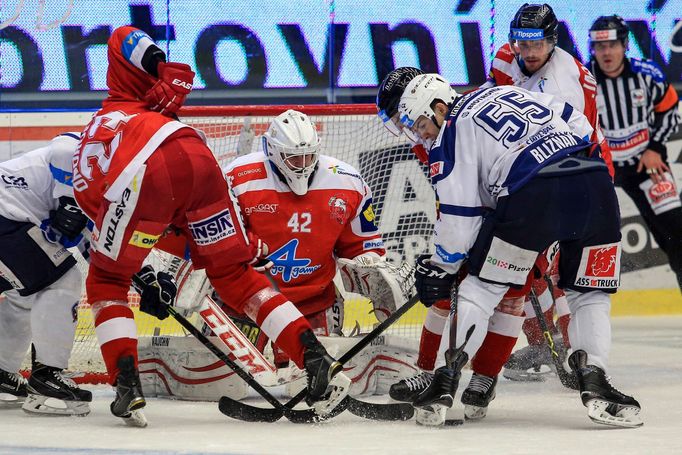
[1,316,680,455]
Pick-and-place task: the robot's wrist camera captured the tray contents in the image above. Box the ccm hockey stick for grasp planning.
[218,292,421,422]
[528,289,579,390]
[166,306,348,423]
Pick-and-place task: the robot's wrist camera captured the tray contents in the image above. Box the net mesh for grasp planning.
[23,104,436,382]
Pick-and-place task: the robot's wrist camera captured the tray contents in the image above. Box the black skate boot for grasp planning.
[389,371,434,402]
[413,365,461,426]
[461,373,497,420]
[301,330,351,416]
[23,362,92,416]
[413,346,470,427]
[503,341,566,382]
[0,368,28,407]
[569,350,642,428]
[111,356,147,427]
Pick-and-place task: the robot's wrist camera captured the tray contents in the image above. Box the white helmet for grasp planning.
[262,109,321,196]
[398,73,457,137]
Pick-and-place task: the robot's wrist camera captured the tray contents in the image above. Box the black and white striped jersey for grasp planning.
[589,57,679,165]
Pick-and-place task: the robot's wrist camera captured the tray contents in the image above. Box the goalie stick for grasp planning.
[528,289,579,390]
[218,292,421,423]
[166,305,348,423]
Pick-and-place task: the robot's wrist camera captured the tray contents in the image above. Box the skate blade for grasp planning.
[121,409,148,428]
[313,372,352,417]
[464,404,487,421]
[415,404,447,427]
[21,394,90,416]
[0,393,26,408]
[586,399,643,428]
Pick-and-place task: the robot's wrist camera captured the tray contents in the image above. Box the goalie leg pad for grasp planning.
[138,335,248,401]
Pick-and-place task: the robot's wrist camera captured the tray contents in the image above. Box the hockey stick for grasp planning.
[166,305,348,423]
[528,289,578,390]
[218,292,421,422]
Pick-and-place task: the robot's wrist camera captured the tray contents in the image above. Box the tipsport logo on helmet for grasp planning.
[510,28,545,41]
[188,209,236,246]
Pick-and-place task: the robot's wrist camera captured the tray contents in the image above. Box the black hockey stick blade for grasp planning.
[218,395,349,424]
[218,396,283,423]
[347,398,414,421]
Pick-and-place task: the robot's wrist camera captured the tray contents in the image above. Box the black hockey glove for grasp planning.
[414,254,457,307]
[50,196,88,241]
[132,265,177,320]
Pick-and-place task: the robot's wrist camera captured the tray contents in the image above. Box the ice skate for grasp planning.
[389,371,433,403]
[301,330,351,416]
[110,356,147,427]
[503,341,567,381]
[0,368,28,407]
[413,366,461,427]
[569,350,642,428]
[22,363,92,416]
[461,373,497,420]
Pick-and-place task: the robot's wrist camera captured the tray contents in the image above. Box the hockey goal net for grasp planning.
[27,104,437,383]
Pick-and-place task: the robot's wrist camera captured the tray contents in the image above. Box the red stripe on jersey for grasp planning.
[495,43,516,64]
[229,162,268,186]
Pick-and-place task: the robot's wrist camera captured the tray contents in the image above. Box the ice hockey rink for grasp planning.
[0,315,679,455]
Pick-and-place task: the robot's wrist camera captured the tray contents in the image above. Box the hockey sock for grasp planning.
[471,311,524,377]
[251,293,312,369]
[417,301,449,371]
[93,301,138,385]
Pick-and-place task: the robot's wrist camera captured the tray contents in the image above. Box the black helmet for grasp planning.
[589,15,629,47]
[376,67,425,120]
[509,3,558,44]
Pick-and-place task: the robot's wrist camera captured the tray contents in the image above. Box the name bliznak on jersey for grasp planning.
[527,132,579,163]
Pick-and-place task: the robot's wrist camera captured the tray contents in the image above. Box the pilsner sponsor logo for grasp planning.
[649,180,676,204]
[189,209,236,245]
[485,255,531,273]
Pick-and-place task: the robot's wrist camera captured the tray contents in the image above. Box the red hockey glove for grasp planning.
[247,232,273,273]
[144,62,195,116]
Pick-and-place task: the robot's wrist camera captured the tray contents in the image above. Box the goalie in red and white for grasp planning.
[72,26,351,425]
[147,109,417,401]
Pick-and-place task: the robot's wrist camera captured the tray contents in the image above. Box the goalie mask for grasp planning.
[398,74,457,146]
[263,110,321,196]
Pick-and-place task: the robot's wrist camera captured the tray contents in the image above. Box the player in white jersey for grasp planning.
[398,73,641,428]
[0,133,92,415]
[376,67,548,420]
[482,3,616,383]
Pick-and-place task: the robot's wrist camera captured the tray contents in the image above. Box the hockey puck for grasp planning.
[444,418,464,426]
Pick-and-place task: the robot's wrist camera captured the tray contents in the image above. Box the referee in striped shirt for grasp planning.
[589,15,682,290]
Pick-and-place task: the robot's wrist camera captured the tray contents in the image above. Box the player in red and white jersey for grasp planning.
[480,4,617,386]
[226,110,386,320]
[72,26,350,425]
[483,6,610,168]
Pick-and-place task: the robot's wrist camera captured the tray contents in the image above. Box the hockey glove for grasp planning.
[414,254,457,307]
[144,62,195,117]
[247,232,273,273]
[49,196,88,241]
[132,265,177,320]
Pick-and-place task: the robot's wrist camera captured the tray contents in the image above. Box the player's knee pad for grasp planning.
[459,275,509,317]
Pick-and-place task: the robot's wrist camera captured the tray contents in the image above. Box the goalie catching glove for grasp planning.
[414,254,460,307]
[338,254,415,322]
[132,265,178,320]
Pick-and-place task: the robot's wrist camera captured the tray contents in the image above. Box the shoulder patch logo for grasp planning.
[329,196,349,224]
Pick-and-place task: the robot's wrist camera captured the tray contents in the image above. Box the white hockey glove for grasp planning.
[338,254,415,322]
